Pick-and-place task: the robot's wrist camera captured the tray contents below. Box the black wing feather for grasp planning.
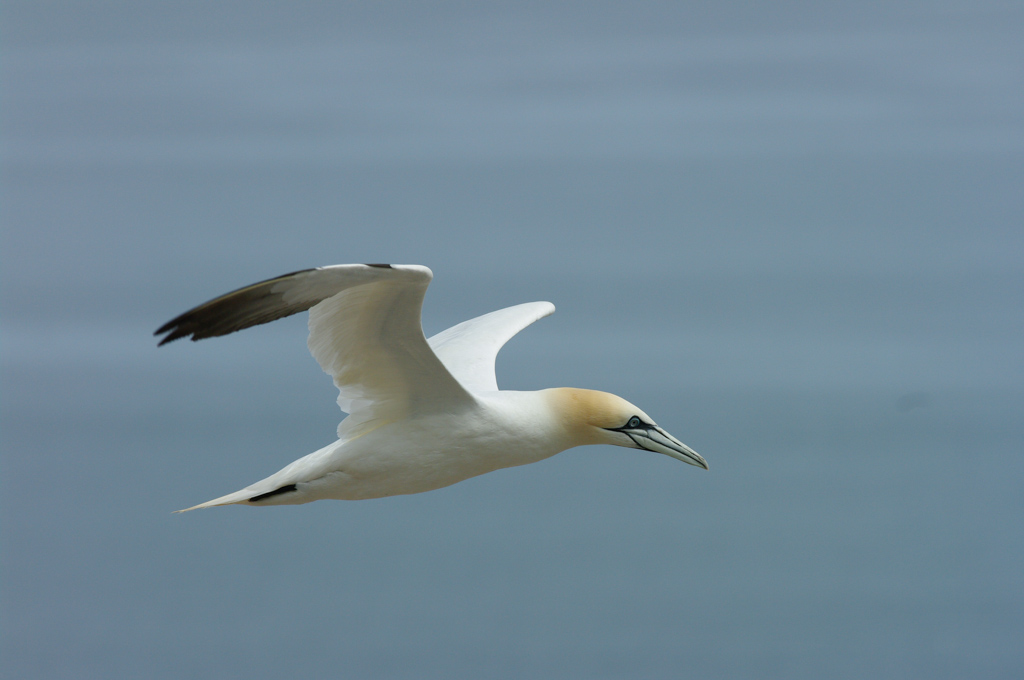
[154,268,317,345]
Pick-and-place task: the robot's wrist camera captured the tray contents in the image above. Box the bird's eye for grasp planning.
[627,416,641,428]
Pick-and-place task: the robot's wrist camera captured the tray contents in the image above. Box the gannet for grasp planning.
[156,264,707,511]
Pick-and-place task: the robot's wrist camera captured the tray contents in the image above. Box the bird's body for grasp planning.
[156,264,706,511]
[205,390,570,506]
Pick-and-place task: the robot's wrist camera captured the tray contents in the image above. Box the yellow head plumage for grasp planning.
[542,387,708,469]
[543,388,652,445]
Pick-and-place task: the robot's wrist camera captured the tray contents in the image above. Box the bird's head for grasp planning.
[544,388,708,469]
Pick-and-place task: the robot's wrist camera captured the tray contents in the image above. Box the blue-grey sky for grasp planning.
[3,2,1022,678]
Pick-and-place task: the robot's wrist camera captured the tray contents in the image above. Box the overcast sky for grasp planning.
[3,2,1022,678]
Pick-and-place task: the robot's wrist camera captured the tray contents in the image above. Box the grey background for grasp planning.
[3,2,1022,678]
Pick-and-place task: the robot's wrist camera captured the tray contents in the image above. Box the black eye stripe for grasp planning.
[603,416,650,433]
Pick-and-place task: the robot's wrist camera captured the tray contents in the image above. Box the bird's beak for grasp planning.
[632,425,709,470]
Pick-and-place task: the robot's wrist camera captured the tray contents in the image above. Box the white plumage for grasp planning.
[156,264,707,511]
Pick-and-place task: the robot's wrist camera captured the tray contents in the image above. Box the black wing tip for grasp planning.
[154,319,182,344]
[153,267,324,347]
[154,316,200,346]
[155,331,189,346]
[249,484,298,503]
[154,264,400,347]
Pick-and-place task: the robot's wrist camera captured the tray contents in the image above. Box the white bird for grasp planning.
[156,264,707,511]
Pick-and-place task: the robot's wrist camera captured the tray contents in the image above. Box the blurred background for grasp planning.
[3,2,1022,678]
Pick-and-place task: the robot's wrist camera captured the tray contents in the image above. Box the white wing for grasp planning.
[155,264,475,441]
[428,301,555,393]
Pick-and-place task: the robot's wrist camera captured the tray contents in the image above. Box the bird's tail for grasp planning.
[175,444,332,512]
[175,487,256,512]
[175,478,306,512]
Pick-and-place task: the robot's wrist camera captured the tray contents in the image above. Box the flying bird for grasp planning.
[156,264,707,511]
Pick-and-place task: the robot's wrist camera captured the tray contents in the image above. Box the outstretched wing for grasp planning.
[428,301,555,393]
[156,264,476,439]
